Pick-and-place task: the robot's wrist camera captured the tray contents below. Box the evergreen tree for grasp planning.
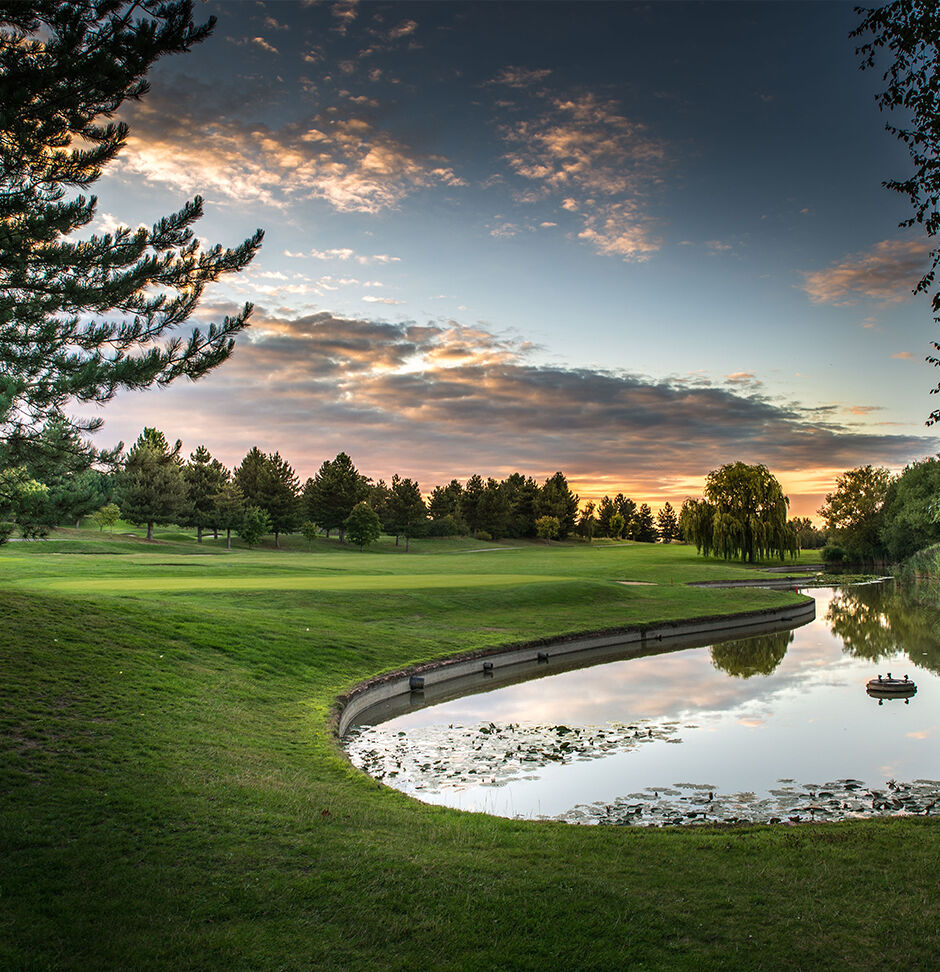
[264,452,300,548]
[504,473,539,538]
[427,479,465,530]
[384,474,427,552]
[460,474,485,537]
[182,446,226,542]
[115,428,184,541]
[303,452,368,542]
[577,500,597,540]
[213,480,244,550]
[537,472,579,539]
[596,495,616,537]
[234,447,269,509]
[656,501,680,542]
[478,477,511,539]
[614,493,637,539]
[0,2,262,465]
[633,503,658,543]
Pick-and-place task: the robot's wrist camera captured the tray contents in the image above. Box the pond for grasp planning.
[344,580,940,825]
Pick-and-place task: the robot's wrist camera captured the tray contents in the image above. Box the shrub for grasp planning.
[475,530,492,542]
[821,544,847,564]
[428,515,460,537]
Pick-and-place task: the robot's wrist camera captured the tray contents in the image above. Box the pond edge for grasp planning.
[331,597,816,738]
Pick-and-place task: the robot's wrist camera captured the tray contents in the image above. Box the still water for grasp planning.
[344,581,940,824]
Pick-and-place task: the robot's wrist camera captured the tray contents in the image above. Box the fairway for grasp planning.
[24,570,574,595]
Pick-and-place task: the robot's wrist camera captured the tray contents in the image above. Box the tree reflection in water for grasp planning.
[709,630,793,678]
[826,580,940,674]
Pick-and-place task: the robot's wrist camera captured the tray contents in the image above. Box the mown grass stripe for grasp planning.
[28,572,574,594]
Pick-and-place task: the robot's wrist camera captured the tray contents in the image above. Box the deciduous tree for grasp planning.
[345,501,381,551]
[686,462,795,562]
[854,2,940,423]
[818,465,893,562]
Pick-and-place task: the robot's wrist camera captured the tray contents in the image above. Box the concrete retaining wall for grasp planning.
[334,597,816,737]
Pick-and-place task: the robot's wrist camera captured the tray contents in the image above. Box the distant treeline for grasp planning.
[0,422,687,547]
[12,420,936,562]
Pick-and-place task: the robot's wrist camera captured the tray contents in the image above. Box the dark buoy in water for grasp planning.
[866,673,916,702]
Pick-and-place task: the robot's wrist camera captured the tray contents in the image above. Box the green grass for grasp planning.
[1,535,935,970]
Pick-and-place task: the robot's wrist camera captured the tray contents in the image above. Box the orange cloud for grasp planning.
[497,89,668,260]
[115,90,464,215]
[801,237,934,305]
[84,310,937,518]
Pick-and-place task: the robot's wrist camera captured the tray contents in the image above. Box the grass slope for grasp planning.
[1,535,935,971]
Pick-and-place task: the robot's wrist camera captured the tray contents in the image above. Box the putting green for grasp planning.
[28,571,574,595]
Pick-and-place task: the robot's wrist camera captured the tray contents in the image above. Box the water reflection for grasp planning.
[344,582,940,824]
[827,580,940,674]
[710,630,792,678]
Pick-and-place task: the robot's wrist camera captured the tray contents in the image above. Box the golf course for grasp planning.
[1,530,936,970]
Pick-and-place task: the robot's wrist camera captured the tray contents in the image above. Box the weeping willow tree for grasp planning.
[683,462,797,563]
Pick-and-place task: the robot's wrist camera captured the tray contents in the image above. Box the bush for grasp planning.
[0,522,12,545]
[428,515,460,537]
[475,530,492,542]
[821,544,847,564]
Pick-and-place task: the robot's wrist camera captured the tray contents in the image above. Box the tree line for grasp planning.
[3,420,936,565]
[0,423,696,549]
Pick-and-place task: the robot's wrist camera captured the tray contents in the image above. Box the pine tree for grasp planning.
[303,452,368,542]
[537,472,579,539]
[264,452,300,548]
[182,446,226,542]
[384,474,426,551]
[614,493,636,539]
[633,503,658,543]
[115,428,184,541]
[596,495,616,537]
[213,480,244,550]
[460,474,485,538]
[0,2,263,464]
[656,501,680,542]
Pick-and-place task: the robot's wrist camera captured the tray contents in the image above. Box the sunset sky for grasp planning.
[83,0,940,516]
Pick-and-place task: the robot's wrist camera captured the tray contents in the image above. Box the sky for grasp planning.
[81,0,940,517]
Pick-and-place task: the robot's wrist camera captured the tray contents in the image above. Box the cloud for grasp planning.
[497,90,667,260]
[362,296,404,305]
[300,247,402,264]
[724,372,762,388]
[801,237,934,306]
[87,311,937,512]
[114,85,464,214]
[490,66,553,88]
[251,36,278,54]
[388,20,418,40]
[891,351,915,359]
[331,0,359,35]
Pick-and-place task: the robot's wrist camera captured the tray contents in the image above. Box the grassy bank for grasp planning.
[1,535,935,970]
